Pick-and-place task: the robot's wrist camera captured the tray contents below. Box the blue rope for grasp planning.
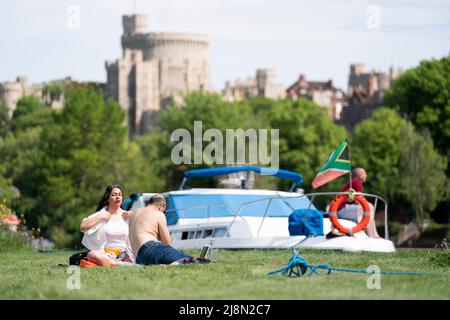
[289,233,317,249]
[268,252,428,277]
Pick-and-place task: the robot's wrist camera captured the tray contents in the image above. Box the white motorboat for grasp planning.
[124,166,395,253]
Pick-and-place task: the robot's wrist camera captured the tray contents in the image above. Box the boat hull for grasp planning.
[170,216,396,253]
[172,235,395,253]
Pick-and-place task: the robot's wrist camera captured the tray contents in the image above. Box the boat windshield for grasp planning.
[165,190,316,225]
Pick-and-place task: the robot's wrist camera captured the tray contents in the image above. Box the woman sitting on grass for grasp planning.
[80,184,133,266]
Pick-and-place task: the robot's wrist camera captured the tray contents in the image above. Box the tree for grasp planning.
[135,130,173,190]
[157,91,255,189]
[0,128,45,220]
[160,91,252,134]
[11,108,54,133]
[43,80,65,100]
[351,108,406,200]
[0,106,53,224]
[12,96,45,119]
[398,123,448,227]
[0,101,10,137]
[384,54,450,159]
[268,98,347,192]
[16,86,161,247]
[35,88,121,246]
[351,108,448,224]
[0,164,15,204]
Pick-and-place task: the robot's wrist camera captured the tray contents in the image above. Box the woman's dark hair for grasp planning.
[96,184,123,212]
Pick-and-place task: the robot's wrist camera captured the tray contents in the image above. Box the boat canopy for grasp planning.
[180,166,303,192]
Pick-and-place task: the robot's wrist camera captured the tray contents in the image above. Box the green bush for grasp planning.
[429,238,450,267]
[0,226,30,252]
[50,226,76,249]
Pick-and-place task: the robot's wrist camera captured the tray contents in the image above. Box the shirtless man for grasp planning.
[128,194,192,265]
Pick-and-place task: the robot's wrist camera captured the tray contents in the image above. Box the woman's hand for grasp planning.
[101,211,113,221]
[122,211,132,219]
[81,211,110,232]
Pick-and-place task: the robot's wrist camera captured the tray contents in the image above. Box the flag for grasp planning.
[311,139,351,189]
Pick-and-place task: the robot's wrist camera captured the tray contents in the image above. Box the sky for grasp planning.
[1,0,449,92]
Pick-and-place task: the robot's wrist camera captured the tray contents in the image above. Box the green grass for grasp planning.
[1,244,449,299]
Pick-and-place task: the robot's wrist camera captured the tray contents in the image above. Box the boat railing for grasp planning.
[223,191,389,240]
[166,191,389,240]
[302,191,389,239]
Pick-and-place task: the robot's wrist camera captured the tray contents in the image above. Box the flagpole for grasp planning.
[347,138,352,190]
[349,171,352,189]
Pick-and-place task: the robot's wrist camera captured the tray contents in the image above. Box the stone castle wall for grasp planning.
[0,77,42,117]
[122,32,210,99]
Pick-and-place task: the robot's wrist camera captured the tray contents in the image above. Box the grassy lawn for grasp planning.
[1,244,449,299]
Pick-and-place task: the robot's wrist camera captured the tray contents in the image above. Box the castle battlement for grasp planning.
[122,14,148,35]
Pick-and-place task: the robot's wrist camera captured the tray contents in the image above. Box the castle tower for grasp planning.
[122,14,147,35]
[348,64,367,96]
[105,14,211,137]
[255,69,286,99]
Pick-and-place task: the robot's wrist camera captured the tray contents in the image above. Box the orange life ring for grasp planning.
[328,194,371,236]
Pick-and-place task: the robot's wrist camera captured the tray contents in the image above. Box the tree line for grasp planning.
[0,55,448,248]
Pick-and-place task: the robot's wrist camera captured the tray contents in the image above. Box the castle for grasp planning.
[347,63,400,96]
[338,63,402,129]
[105,14,211,136]
[0,77,42,117]
[222,69,286,102]
[0,14,403,133]
[286,75,346,121]
[0,76,71,117]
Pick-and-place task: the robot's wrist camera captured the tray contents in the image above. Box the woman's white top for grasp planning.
[104,217,129,249]
[81,207,134,262]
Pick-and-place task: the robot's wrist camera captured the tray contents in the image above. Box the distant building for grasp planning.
[222,69,286,102]
[105,14,212,136]
[42,77,105,110]
[0,76,42,117]
[286,74,346,121]
[0,76,104,118]
[338,64,402,129]
[347,63,401,96]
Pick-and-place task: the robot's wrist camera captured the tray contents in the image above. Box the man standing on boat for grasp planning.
[330,167,381,238]
[128,194,193,265]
